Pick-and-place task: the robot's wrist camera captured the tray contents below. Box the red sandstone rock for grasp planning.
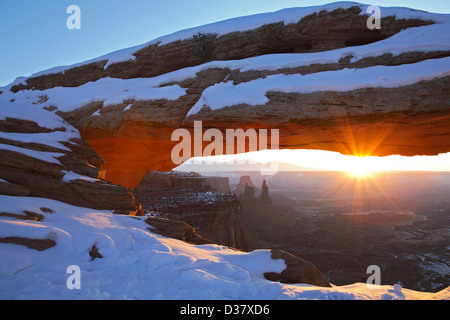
[145,217,212,245]
[264,249,331,287]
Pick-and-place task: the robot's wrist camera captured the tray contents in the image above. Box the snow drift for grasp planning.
[0,195,448,300]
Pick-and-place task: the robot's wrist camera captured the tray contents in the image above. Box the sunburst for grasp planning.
[345,156,377,179]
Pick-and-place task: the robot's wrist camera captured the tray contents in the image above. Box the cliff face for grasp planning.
[205,176,231,193]
[2,3,449,189]
[134,170,248,250]
[134,170,212,194]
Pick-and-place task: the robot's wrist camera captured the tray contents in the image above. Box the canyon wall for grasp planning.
[134,170,248,250]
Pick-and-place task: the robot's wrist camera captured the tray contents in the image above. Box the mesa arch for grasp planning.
[4,4,450,189]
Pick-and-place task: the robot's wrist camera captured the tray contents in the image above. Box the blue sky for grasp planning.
[0,0,449,86]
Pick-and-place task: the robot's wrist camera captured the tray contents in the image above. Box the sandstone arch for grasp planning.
[3,4,450,189]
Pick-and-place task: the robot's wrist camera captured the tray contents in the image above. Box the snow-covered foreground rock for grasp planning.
[0,195,448,300]
[0,98,141,215]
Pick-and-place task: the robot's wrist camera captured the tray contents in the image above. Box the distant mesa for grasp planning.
[235,176,272,205]
[232,176,256,195]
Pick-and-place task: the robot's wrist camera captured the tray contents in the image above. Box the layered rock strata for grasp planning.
[9,6,433,92]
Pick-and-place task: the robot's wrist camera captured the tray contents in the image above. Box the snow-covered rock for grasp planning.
[0,99,142,215]
[0,194,448,300]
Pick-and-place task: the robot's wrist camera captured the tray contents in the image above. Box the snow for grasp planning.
[0,130,79,152]
[0,195,285,299]
[0,143,64,165]
[0,99,74,131]
[1,77,186,113]
[61,171,101,183]
[0,194,447,300]
[187,56,450,115]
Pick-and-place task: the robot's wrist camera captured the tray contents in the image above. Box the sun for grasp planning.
[345,156,377,179]
[347,166,374,179]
